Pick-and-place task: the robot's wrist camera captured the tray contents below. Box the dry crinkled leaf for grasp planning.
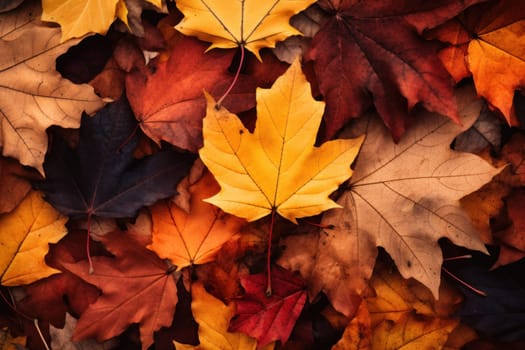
[148,170,245,270]
[335,86,500,298]
[184,282,274,350]
[174,0,316,60]
[0,191,67,286]
[199,58,364,223]
[0,1,105,174]
[371,312,458,350]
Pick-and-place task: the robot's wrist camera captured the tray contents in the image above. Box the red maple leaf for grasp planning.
[63,231,178,350]
[307,0,483,141]
[229,265,307,347]
[126,33,256,152]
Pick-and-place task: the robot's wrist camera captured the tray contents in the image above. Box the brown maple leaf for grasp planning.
[306,0,483,141]
[63,231,178,350]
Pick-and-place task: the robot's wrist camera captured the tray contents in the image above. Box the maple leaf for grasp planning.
[179,282,274,350]
[306,0,483,141]
[0,1,105,174]
[174,0,317,60]
[280,86,500,305]
[0,191,67,286]
[37,98,194,220]
[229,265,307,347]
[338,86,500,298]
[199,58,364,223]
[63,231,178,350]
[148,170,245,270]
[430,0,525,125]
[126,34,256,152]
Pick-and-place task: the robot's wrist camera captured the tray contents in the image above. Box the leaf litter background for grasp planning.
[1,0,525,349]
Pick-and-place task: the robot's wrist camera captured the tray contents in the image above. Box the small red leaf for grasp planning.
[229,265,307,347]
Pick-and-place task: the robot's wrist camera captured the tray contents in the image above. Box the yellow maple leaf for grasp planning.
[0,191,68,286]
[199,58,364,223]
[42,0,120,41]
[174,0,316,60]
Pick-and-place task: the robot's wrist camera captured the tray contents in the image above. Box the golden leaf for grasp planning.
[0,191,67,286]
[199,58,364,223]
[42,0,119,41]
[175,0,316,60]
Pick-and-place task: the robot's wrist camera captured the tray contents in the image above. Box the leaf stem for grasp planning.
[33,319,50,350]
[216,45,245,108]
[0,290,49,349]
[266,209,277,296]
[87,213,94,274]
[442,266,486,296]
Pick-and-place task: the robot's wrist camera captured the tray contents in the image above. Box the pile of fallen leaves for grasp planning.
[1,0,525,349]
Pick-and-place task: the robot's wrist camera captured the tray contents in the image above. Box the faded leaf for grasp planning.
[64,231,178,350]
[371,312,458,350]
[0,1,105,174]
[229,266,307,347]
[336,86,500,298]
[148,170,245,270]
[306,0,480,140]
[0,191,67,286]
[186,282,274,350]
[174,0,316,60]
[199,58,364,223]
